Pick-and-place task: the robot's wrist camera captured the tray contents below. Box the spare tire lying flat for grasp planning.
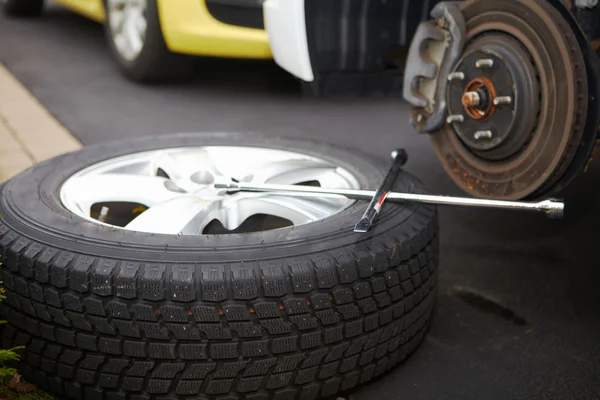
[0,133,439,400]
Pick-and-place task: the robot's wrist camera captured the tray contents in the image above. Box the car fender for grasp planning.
[263,0,314,82]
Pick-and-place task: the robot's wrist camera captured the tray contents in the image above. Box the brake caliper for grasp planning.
[402,2,466,133]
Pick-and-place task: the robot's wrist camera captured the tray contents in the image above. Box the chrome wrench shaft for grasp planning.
[215,183,564,219]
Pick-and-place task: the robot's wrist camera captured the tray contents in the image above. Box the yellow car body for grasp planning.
[52,0,272,59]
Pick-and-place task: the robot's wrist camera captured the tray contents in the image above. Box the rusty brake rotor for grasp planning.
[430,0,588,200]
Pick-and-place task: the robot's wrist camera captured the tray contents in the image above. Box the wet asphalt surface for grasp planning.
[1,4,600,400]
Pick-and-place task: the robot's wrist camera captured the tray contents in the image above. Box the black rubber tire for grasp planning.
[1,0,44,17]
[103,0,195,82]
[0,133,439,400]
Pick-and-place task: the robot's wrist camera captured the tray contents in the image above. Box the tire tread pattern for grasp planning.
[0,207,438,400]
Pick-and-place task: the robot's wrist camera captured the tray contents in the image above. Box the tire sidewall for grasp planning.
[0,133,433,263]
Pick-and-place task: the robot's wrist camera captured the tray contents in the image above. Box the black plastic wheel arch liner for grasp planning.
[303,0,445,75]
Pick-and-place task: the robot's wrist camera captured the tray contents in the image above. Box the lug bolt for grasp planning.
[446,114,465,124]
[474,130,493,140]
[493,96,512,106]
[462,91,481,107]
[475,59,494,69]
[447,72,465,82]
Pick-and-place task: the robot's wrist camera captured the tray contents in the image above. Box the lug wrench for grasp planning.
[216,156,565,226]
[215,181,564,218]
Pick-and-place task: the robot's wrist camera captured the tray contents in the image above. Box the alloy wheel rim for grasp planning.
[107,0,148,61]
[59,146,361,235]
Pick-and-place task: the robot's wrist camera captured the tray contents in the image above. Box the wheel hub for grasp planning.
[446,34,541,158]
[461,77,495,120]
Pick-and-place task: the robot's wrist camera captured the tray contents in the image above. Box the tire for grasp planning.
[103,0,195,82]
[1,0,44,17]
[0,133,439,400]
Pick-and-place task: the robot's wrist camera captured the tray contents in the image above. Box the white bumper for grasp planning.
[263,0,314,82]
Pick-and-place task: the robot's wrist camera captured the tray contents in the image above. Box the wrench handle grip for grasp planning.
[354,149,407,232]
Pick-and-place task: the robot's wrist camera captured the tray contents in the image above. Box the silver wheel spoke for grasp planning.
[125,196,219,234]
[252,159,343,185]
[135,12,147,36]
[151,150,222,191]
[107,0,146,61]
[62,174,180,213]
[125,14,143,55]
[152,150,221,181]
[226,194,344,226]
[269,166,350,188]
[109,7,125,34]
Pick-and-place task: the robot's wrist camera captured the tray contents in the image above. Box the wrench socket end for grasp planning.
[540,199,564,219]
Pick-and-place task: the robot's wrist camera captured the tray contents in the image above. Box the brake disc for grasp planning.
[417,0,589,200]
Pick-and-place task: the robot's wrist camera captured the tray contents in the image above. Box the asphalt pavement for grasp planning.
[1,4,600,400]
